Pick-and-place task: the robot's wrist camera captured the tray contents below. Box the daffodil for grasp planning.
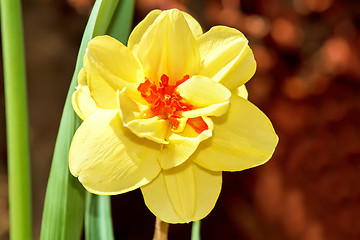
[69,9,278,223]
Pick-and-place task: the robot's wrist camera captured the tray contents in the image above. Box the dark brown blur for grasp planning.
[0,0,360,239]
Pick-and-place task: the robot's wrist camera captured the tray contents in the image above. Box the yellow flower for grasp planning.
[69,9,278,223]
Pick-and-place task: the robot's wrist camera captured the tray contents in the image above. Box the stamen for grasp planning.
[137,74,208,134]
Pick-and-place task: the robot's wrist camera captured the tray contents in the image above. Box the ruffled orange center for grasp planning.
[138,74,208,133]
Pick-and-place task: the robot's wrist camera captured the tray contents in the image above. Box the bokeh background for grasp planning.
[1,0,360,239]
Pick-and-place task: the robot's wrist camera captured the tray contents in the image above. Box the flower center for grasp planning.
[137,74,208,134]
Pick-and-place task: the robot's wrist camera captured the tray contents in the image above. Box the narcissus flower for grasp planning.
[69,9,278,223]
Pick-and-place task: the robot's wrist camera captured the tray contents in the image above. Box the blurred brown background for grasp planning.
[1,0,360,239]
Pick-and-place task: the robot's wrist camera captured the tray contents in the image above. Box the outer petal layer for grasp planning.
[141,161,222,223]
[129,9,203,56]
[133,9,200,83]
[69,109,161,194]
[85,57,118,109]
[128,9,162,54]
[181,11,203,38]
[72,68,98,120]
[193,95,278,171]
[197,26,256,90]
[85,36,144,108]
[235,85,248,99]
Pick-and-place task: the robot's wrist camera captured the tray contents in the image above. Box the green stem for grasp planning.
[191,220,201,240]
[1,0,32,239]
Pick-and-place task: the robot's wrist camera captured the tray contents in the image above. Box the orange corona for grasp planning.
[138,74,208,133]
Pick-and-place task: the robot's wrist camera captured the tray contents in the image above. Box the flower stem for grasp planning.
[191,220,201,240]
[152,217,169,240]
[1,0,32,239]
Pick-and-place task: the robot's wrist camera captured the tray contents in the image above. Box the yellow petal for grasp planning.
[182,102,229,119]
[177,75,231,107]
[197,26,256,90]
[78,67,87,86]
[193,95,278,171]
[159,117,213,169]
[181,11,203,38]
[117,89,169,144]
[177,75,230,118]
[72,68,98,120]
[125,118,169,144]
[128,9,162,54]
[129,9,203,56]
[69,109,161,194]
[85,35,144,90]
[141,161,222,223]
[85,56,117,109]
[234,85,248,99]
[134,9,200,83]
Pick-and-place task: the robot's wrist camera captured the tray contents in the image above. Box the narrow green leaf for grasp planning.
[40,1,113,239]
[93,0,119,37]
[72,0,105,77]
[85,193,114,240]
[191,220,201,240]
[1,0,32,239]
[106,0,135,44]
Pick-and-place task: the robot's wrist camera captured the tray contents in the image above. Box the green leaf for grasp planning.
[191,220,201,240]
[93,0,119,37]
[1,0,32,239]
[106,0,135,44]
[85,193,114,240]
